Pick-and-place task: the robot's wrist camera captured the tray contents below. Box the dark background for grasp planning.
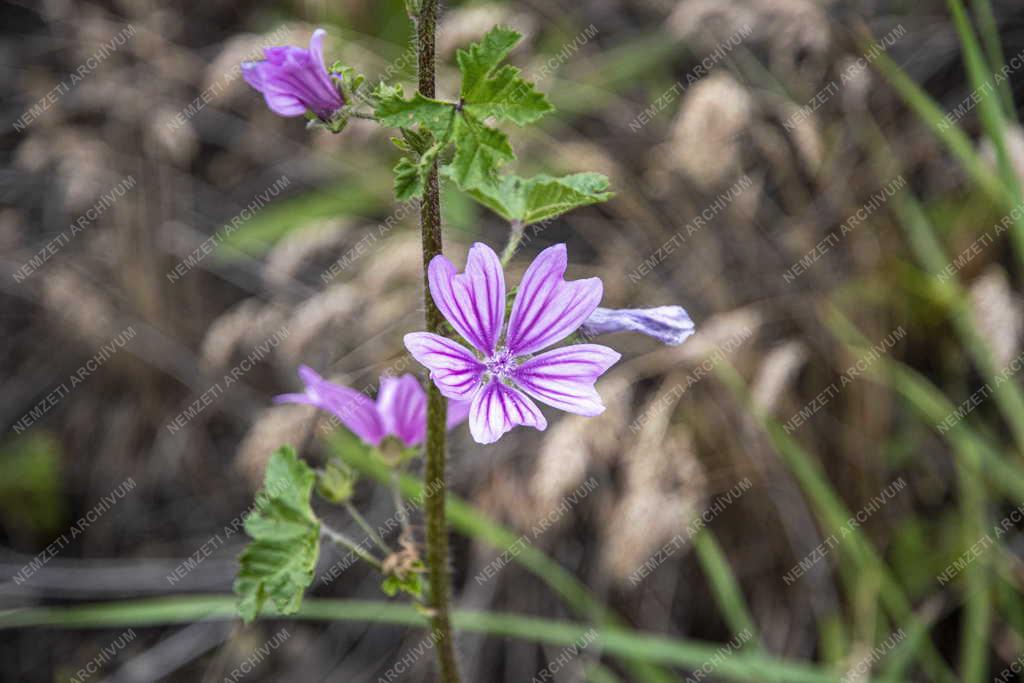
[3,0,1024,681]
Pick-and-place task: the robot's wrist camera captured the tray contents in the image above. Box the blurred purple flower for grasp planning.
[274,366,469,447]
[404,243,620,445]
[582,306,695,346]
[241,29,344,120]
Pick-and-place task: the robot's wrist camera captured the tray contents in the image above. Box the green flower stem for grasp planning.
[500,219,525,265]
[343,502,391,555]
[414,0,462,680]
[321,524,383,570]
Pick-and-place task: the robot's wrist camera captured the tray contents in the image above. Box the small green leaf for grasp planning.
[455,172,612,224]
[380,575,401,597]
[393,137,447,201]
[323,111,350,134]
[393,157,423,201]
[381,561,425,599]
[400,127,433,155]
[234,446,320,623]
[372,82,404,103]
[316,460,358,504]
[458,26,553,126]
[449,112,514,190]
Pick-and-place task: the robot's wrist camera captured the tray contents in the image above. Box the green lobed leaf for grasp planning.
[449,112,515,190]
[377,27,556,198]
[456,172,612,224]
[458,26,521,96]
[393,156,423,201]
[374,91,455,141]
[458,27,553,126]
[234,446,320,623]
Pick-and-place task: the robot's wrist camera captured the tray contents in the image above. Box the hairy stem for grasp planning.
[500,219,525,266]
[415,0,462,680]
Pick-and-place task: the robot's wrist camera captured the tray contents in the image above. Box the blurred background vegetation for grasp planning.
[4,0,1024,680]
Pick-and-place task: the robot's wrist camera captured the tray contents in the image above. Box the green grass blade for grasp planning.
[957,451,992,683]
[947,0,1024,271]
[869,50,1008,205]
[693,527,763,650]
[0,596,845,683]
[971,0,1017,118]
[876,605,943,683]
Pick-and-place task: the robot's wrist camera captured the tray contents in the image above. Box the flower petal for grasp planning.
[428,243,506,355]
[376,374,427,447]
[297,364,323,387]
[241,61,266,89]
[513,344,621,416]
[309,28,330,74]
[404,332,484,400]
[505,244,603,356]
[275,365,386,444]
[242,62,308,116]
[305,28,345,115]
[581,306,695,346]
[262,46,292,65]
[272,392,314,406]
[262,89,310,117]
[469,379,547,444]
[446,399,472,430]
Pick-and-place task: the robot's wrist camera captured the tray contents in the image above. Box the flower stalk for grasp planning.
[343,501,391,555]
[414,0,462,680]
[500,219,525,265]
[321,524,382,570]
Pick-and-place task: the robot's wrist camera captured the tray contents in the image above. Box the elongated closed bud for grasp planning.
[581,306,695,346]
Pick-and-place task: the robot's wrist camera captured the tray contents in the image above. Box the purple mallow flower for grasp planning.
[274,366,469,447]
[581,306,695,346]
[242,29,344,120]
[404,243,621,445]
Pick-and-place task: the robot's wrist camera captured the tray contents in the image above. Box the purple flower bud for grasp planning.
[242,29,344,120]
[274,366,468,447]
[581,306,695,346]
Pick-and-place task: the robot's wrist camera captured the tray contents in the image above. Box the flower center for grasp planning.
[484,347,517,380]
